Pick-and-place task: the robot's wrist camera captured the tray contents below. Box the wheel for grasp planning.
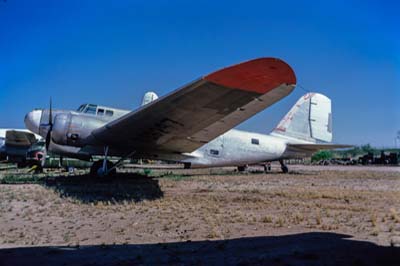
[90,160,116,177]
[281,165,289,173]
[264,163,271,173]
[34,163,43,174]
[237,165,247,172]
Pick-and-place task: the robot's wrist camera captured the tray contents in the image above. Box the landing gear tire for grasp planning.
[34,163,43,174]
[90,160,116,178]
[279,159,289,173]
[237,165,247,172]
[264,163,271,173]
[281,165,289,173]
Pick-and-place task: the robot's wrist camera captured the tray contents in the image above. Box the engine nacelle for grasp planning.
[52,113,104,147]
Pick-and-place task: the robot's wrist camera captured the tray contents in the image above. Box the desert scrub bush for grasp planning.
[207,227,219,239]
[316,212,322,225]
[275,217,285,227]
[293,213,305,224]
[370,213,378,227]
[142,168,152,176]
[261,215,273,223]
[389,208,400,223]
[159,172,191,181]
[311,150,332,162]
[0,174,46,184]
[370,229,379,236]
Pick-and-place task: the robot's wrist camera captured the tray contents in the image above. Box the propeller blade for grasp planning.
[45,130,51,150]
[49,97,53,126]
[45,98,53,151]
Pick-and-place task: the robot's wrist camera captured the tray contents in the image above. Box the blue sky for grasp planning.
[0,0,399,147]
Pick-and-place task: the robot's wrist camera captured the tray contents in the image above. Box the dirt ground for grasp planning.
[0,164,399,265]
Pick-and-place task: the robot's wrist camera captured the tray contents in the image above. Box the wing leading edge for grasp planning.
[91,58,297,154]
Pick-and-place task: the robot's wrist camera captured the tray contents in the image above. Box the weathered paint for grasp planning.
[204,58,296,94]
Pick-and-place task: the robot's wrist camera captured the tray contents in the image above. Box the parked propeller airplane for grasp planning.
[0,129,44,167]
[24,58,349,177]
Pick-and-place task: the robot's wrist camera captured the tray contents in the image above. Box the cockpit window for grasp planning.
[97,108,105,116]
[85,104,97,115]
[105,110,114,117]
[77,104,86,112]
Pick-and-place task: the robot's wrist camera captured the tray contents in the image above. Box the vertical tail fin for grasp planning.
[272,93,332,143]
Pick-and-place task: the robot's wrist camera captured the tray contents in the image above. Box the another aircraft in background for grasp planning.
[0,129,44,167]
[24,57,349,176]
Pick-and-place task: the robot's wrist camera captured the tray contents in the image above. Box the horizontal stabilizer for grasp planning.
[286,143,352,154]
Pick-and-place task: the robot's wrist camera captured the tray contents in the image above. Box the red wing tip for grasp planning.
[204,57,296,94]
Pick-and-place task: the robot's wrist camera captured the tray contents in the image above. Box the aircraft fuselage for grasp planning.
[24,105,301,167]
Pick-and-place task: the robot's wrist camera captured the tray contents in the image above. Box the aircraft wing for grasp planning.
[91,58,297,154]
[5,130,38,147]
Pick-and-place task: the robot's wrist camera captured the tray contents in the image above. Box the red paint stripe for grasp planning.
[204,58,296,94]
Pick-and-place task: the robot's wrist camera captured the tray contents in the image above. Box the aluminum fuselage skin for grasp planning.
[180,129,289,167]
[25,108,311,167]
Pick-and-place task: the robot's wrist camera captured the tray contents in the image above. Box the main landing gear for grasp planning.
[89,146,136,178]
[237,161,288,174]
[279,159,289,173]
[263,162,272,173]
[90,159,116,177]
[237,165,248,172]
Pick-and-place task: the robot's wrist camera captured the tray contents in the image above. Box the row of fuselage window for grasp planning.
[84,106,114,117]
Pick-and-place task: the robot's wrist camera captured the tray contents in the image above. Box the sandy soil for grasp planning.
[0,165,399,265]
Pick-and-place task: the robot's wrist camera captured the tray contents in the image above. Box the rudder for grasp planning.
[272,93,332,143]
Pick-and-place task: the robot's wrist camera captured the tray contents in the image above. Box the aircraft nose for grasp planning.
[24,110,42,134]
